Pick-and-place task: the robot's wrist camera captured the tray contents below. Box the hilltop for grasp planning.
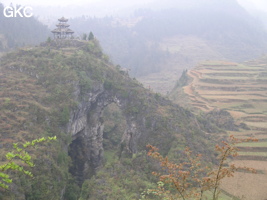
[0,39,227,199]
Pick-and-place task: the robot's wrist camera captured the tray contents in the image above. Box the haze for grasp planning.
[1,0,267,17]
[0,0,154,9]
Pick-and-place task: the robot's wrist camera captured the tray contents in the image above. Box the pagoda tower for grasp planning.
[51,17,74,39]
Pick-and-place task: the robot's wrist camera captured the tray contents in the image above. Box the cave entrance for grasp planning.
[68,130,93,186]
[67,102,127,186]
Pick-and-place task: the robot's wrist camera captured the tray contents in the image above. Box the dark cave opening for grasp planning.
[67,103,128,186]
[68,132,93,186]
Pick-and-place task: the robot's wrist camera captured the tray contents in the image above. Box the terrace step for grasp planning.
[236,155,267,161]
[238,147,267,152]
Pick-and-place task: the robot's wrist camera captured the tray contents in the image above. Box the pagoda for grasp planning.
[51,17,74,39]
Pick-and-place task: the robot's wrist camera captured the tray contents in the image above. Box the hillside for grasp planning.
[138,35,225,94]
[135,0,267,93]
[68,0,267,95]
[69,16,168,78]
[0,39,226,199]
[169,59,267,199]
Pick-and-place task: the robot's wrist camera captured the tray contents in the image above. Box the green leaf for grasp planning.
[0,182,9,189]
[3,178,12,183]
[0,172,9,179]
[23,141,31,148]
[13,143,18,149]
[0,136,57,189]
[6,152,15,160]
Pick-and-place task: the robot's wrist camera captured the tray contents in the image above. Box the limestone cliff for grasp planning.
[0,39,219,199]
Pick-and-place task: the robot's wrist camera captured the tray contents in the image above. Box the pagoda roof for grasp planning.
[51,28,74,34]
[52,16,75,38]
[58,17,68,22]
[56,24,70,27]
[51,28,61,33]
[66,28,74,33]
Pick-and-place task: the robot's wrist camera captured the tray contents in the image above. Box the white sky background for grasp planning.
[237,0,267,12]
[1,0,267,17]
[0,0,266,9]
[0,0,155,18]
[0,0,154,7]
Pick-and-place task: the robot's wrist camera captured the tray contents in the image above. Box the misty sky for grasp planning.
[237,0,267,11]
[0,0,153,6]
[0,0,266,8]
[1,0,267,18]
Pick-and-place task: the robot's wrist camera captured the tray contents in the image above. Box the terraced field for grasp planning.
[178,59,267,199]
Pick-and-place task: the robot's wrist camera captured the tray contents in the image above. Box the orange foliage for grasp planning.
[146,135,258,200]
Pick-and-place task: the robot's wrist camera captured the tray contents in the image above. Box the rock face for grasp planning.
[66,83,148,183]
[0,40,222,198]
[65,78,208,185]
[67,85,116,184]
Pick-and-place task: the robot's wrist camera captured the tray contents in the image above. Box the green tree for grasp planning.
[0,136,57,189]
[88,32,94,40]
[144,136,257,200]
[82,33,87,40]
[47,37,52,43]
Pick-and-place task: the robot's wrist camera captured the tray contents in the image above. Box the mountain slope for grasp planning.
[169,59,267,199]
[134,0,267,93]
[0,39,225,199]
[68,0,267,95]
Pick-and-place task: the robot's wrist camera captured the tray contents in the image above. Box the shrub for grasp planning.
[144,135,258,200]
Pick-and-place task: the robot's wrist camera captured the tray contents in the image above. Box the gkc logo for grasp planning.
[3,5,33,18]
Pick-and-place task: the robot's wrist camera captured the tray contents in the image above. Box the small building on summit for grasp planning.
[51,17,74,39]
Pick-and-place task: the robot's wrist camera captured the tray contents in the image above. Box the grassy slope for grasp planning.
[170,58,267,199]
[0,39,125,199]
[0,41,83,199]
[0,39,220,199]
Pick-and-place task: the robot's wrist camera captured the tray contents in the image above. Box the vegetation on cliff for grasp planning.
[0,39,230,199]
